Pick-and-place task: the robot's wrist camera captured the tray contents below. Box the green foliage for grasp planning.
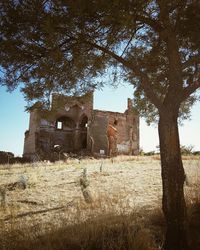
[139,148,145,156]
[144,151,156,156]
[0,151,14,164]
[0,0,199,116]
[180,145,194,155]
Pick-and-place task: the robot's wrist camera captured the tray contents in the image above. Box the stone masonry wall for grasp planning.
[23,93,139,160]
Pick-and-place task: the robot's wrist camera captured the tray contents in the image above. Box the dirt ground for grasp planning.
[0,156,199,228]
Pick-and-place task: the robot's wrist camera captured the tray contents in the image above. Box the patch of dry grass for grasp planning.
[0,157,200,250]
[0,205,161,250]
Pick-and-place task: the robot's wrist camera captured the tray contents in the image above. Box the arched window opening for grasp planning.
[79,115,88,128]
[79,115,88,151]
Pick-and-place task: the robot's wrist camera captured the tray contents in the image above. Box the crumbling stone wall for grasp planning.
[92,101,139,156]
[23,110,40,159]
[89,113,109,156]
[23,93,139,160]
[107,124,118,156]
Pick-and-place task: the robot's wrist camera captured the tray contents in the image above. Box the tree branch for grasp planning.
[181,66,200,101]
[86,40,162,110]
[136,15,163,32]
[120,28,140,57]
[139,74,163,110]
[182,54,200,69]
[86,40,133,69]
[181,82,200,101]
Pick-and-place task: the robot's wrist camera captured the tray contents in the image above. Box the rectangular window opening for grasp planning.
[57,121,63,130]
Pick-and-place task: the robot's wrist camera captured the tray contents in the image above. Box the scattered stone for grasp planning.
[6,175,28,191]
[18,175,28,188]
[82,188,93,203]
[80,168,93,203]
[80,176,90,189]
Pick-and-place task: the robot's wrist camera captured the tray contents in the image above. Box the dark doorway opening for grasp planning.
[79,115,88,150]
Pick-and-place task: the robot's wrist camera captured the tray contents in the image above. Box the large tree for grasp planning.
[1,1,200,249]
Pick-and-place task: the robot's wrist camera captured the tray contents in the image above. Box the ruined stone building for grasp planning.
[23,92,139,160]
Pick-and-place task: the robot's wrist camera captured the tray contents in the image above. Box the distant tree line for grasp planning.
[140,146,200,156]
[0,151,30,164]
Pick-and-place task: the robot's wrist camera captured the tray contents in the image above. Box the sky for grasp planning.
[0,84,200,156]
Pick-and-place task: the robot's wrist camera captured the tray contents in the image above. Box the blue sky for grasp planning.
[0,84,199,156]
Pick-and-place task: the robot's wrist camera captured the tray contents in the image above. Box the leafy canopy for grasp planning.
[0,0,199,120]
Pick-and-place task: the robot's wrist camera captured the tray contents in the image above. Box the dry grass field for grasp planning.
[0,156,200,250]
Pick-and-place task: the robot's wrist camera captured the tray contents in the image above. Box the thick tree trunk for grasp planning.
[158,111,189,250]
